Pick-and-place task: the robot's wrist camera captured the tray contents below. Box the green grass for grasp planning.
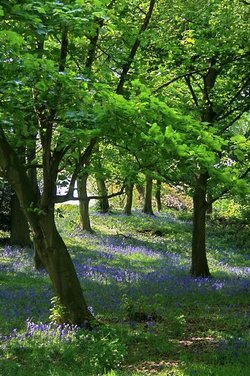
[0,206,249,375]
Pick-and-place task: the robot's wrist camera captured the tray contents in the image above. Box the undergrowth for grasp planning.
[0,206,249,375]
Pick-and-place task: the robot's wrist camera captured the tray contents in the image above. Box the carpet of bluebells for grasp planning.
[0,209,249,375]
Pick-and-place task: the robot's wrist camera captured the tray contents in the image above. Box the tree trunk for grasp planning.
[33,211,94,326]
[77,173,93,232]
[191,173,211,277]
[136,183,144,204]
[0,130,95,326]
[206,193,213,215]
[96,176,110,213]
[190,61,217,277]
[155,180,162,212]
[10,192,31,247]
[142,175,154,215]
[124,183,134,215]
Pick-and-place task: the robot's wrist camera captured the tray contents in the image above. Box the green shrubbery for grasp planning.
[0,322,126,376]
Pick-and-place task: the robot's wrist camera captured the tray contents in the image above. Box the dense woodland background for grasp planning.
[0,0,249,375]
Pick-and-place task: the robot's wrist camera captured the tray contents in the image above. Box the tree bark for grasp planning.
[142,175,154,215]
[191,173,211,277]
[136,183,144,204]
[124,183,134,215]
[77,173,93,232]
[206,192,213,215]
[10,192,31,247]
[96,176,110,213]
[33,211,94,326]
[155,180,162,212]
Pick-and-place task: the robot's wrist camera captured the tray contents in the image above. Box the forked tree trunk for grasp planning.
[77,173,93,232]
[124,183,134,215]
[0,131,95,326]
[142,175,154,215]
[191,173,211,277]
[10,193,31,247]
[155,180,162,212]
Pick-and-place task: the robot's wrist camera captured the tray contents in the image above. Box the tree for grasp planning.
[0,0,158,323]
[155,180,162,212]
[143,0,250,276]
[77,171,93,233]
[142,175,154,215]
[0,0,101,325]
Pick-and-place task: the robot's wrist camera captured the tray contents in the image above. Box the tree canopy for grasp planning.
[0,0,249,322]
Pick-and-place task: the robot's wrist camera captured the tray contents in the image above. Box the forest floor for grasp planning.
[0,206,249,375]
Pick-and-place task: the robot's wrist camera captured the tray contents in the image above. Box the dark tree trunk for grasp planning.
[124,183,134,215]
[10,192,31,247]
[142,175,154,215]
[190,61,218,277]
[33,211,94,326]
[77,173,93,232]
[155,180,162,212]
[206,193,213,215]
[191,173,211,277]
[96,176,110,213]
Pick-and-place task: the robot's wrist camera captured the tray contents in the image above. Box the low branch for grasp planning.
[54,185,125,204]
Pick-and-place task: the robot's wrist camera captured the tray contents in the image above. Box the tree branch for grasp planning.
[208,167,250,205]
[85,0,117,69]
[59,27,68,72]
[54,185,125,203]
[184,75,199,107]
[116,0,156,94]
[216,75,250,121]
[154,68,209,92]
[217,108,249,135]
